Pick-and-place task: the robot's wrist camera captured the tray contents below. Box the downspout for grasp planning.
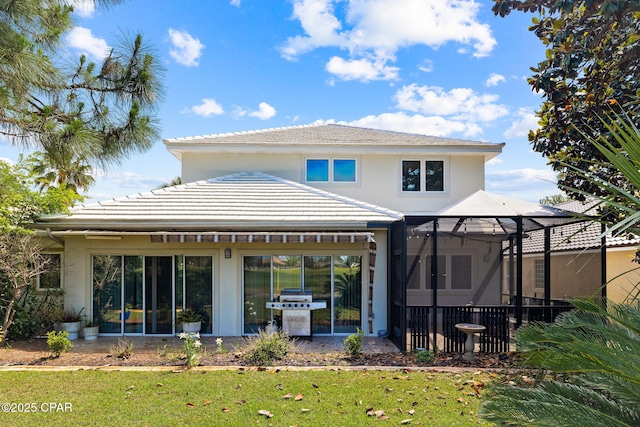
[46,228,65,247]
[431,218,438,352]
[515,217,523,328]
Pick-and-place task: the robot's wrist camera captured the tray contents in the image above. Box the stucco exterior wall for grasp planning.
[405,237,502,306]
[519,252,603,301]
[180,152,486,215]
[606,248,640,304]
[58,230,388,336]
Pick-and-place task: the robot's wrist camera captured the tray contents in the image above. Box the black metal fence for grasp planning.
[407,304,574,353]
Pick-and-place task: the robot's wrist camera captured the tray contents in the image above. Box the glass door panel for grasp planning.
[273,255,301,296]
[124,256,143,333]
[334,256,362,334]
[145,256,173,334]
[304,256,332,334]
[184,256,213,334]
[93,255,122,333]
[243,256,271,334]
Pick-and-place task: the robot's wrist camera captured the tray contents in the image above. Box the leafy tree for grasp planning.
[27,151,95,193]
[480,113,640,425]
[155,176,182,189]
[539,194,569,206]
[0,160,80,342]
[0,0,165,171]
[492,0,640,204]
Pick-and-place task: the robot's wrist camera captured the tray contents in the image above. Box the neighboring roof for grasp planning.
[36,172,403,232]
[521,199,640,253]
[164,123,504,160]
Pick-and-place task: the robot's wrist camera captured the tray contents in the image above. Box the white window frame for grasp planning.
[305,158,357,183]
[400,158,447,194]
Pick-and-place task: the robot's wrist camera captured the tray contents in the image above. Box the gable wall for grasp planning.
[181,152,486,214]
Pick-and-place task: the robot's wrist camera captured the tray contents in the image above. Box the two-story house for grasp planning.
[37,123,581,346]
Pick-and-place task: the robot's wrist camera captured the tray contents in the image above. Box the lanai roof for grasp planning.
[36,172,403,233]
[431,190,581,234]
[164,123,505,160]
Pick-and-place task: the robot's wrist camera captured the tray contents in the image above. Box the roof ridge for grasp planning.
[165,123,324,142]
[163,122,499,145]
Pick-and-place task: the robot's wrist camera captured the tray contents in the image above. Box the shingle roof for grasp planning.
[164,123,504,158]
[36,172,403,232]
[521,199,640,253]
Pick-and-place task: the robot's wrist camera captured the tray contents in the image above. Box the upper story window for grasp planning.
[306,158,356,183]
[37,253,62,291]
[402,160,444,192]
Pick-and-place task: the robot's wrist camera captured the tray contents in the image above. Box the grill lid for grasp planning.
[278,289,313,302]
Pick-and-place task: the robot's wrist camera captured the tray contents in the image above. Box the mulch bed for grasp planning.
[0,338,522,369]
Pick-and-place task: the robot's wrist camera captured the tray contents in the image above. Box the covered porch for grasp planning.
[389,191,605,353]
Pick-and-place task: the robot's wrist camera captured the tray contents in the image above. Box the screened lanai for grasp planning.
[389,190,606,353]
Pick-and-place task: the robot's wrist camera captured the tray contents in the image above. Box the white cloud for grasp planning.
[418,59,434,73]
[187,99,224,117]
[66,27,110,60]
[234,102,277,120]
[325,56,399,81]
[280,0,496,82]
[168,29,205,67]
[504,108,539,139]
[0,157,14,165]
[394,84,509,123]
[347,112,481,137]
[230,0,241,6]
[485,168,558,202]
[248,102,277,120]
[69,1,95,18]
[485,72,505,87]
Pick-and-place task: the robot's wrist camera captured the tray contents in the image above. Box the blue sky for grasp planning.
[0,0,560,203]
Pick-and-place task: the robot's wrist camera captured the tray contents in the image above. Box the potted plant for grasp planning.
[58,308,83,340]
[176,309,204,333]
[82,319,99,341]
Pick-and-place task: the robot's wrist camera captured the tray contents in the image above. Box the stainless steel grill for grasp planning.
[266,289,326,338]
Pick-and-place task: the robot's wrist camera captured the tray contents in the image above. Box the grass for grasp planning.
[0,369,494,426]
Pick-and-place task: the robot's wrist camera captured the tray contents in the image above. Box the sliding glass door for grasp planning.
[243,254,362,335]
[93,254,213,335]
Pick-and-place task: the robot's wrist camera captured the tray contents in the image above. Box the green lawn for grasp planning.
[0,369,494,426]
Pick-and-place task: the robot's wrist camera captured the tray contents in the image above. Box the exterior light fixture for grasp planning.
[224,248,232,259]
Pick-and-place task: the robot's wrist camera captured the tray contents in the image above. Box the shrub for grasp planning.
[46,331,72,357]
[179,332,202,368]
[242,330,292,366]
[109,338,134,359]
[415,348,435,364]
[343,328,364,357]
[176,309,204,324]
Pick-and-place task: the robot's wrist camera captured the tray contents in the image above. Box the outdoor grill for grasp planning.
[265,289,326,338]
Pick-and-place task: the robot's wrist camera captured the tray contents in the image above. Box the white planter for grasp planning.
[60,321,81,340]
[83,326,99,341]
[181,322,201,333]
